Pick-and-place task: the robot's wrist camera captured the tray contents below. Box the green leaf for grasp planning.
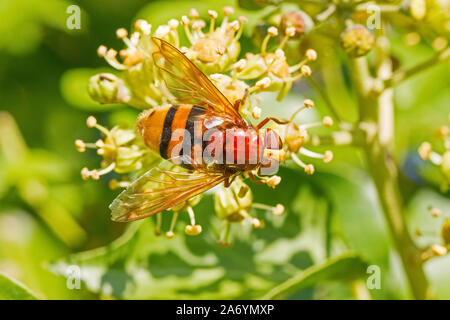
[0,0,85,55]
[262,253,367,299]
[50,167,362,299]
[313,168,407,299]
[315,169,391,266]
[0,272,39,300]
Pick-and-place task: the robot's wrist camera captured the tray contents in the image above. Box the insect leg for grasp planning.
[248,171,266,184]
[257,117,289,130]
[233,88,249,112]
[224,174,237,188]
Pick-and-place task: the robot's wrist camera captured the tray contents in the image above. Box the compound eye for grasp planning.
[265,129,282,150]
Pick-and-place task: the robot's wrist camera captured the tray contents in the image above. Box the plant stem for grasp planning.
[385,46,450,88]
[348,52,430,299]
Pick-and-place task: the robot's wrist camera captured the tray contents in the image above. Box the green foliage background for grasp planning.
[0,0,449,300]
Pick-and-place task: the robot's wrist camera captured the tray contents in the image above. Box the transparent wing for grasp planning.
[152,37,243,122]
[110,160,226,222]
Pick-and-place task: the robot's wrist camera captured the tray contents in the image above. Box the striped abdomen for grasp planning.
[137,104,262,171]
[137,104,206,167]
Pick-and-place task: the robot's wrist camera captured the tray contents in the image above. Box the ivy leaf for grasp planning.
[315,169,391,266]
[49,167,366,299]
[0,272,39,300]
[0,0,85,56]
[314,169,396,298]
[262,253,367,299]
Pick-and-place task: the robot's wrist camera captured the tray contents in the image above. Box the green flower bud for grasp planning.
[210,74,249,109]
[214,179,253,222]
[235,53,267,79]
[191,37,241,74]
[102,127,147,173]
[285,122,306,153]
[88,73,130,104]
[340,25,375,58]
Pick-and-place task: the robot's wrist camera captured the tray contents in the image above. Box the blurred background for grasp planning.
[0,0,449,300]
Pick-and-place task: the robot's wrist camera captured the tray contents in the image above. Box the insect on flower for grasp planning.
[110,37,289,222]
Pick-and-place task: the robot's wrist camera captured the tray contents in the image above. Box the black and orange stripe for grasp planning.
[138,104,206,167]
[159,104,179,159]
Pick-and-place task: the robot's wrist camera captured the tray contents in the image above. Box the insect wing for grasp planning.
[152,37,243,121]
[110,160,225,222]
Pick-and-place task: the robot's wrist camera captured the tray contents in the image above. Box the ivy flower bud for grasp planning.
[90,170,100,180]
[185,224,202,236]
[88,73,130,104]
[273,204,284,215]
[267,26,278,37]
[285,27,296,38]
[301,65,312,76]
[209,74,249,108]
[97,45,107,57]
[285,122,306,153]
[265,175,281,188]
[214,179,253,222]
[180,9,245,74]
[81,167,90,180]
[233,59,247,72]
[256,77,272,89]
[75,139,86,152]
[86,116,97,128]
[189,8,199,19]
[223,6,234,15]
[116,28,128,39]
[323,150,333,163]
[340,25,375,58]
[322,116,333,127]
[252,218,264,228]
[303,99,314,108]
[418,141,432,160]
[252,106,262,119]
[181,15,190,26]
[168,19,179,30]
[306,49,317,61]
[155,25,170,38]
[304,164,315,175]
[431,244,447,256]
[165,231,175,239]
[208,10,218,19]
[280,10,314,38]
[134,19,151,34]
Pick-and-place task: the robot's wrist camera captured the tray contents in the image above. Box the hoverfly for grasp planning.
[110,37,287,222]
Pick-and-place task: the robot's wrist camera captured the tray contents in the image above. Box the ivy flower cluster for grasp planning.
[418,114,450,191]
[416,206,450,261]
[76,7,336,244]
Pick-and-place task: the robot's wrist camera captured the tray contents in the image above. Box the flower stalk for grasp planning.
[348,44,430,299]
